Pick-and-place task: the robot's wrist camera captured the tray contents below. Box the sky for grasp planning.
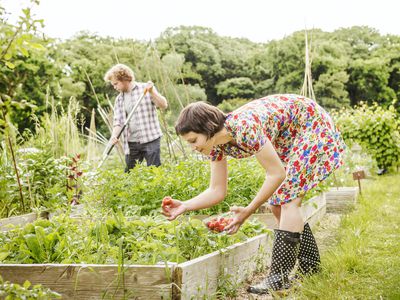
[2,0,400,43]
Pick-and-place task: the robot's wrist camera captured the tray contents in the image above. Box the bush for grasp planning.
[333,102,400,171]
[217,98,250,113]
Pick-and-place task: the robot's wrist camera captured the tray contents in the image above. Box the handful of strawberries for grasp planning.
[162,196,173,208]
[162,196,234,232]
[205,213,234,233]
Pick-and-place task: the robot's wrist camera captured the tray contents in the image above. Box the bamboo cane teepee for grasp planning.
[300,29,316,100]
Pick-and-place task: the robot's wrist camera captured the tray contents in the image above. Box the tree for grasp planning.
[216,77,255,99]
[0,0,50,133]
[347,57,396,106]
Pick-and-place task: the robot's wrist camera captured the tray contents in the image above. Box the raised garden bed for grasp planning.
[0,193,327,299]
[325,186,359,213]
[0,213,38,232]
[0,263,175,299]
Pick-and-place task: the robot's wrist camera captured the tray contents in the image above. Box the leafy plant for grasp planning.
[66,153,83,205]
[0,145,69,218]
[0,213,268,265]
[333,102,400,170]
[0,276,61,300]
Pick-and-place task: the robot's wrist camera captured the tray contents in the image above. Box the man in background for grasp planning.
[104,63,168,172]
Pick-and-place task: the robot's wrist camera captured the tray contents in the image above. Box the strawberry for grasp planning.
[162,196,173,207]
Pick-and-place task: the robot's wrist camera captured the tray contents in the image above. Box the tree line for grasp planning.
[1,2,400,135]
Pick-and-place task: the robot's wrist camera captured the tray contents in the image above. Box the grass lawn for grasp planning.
[292,173,400,299]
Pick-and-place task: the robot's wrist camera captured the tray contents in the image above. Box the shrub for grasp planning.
[333,102,400,171]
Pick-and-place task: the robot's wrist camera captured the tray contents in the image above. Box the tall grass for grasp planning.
[292,174,400,299]
[32,96,84,157]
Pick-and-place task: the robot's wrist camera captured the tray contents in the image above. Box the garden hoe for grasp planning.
[97,88,149,169]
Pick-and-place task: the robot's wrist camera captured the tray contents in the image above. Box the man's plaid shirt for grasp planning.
[113,82,163,154]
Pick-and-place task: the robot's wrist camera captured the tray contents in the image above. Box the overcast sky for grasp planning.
[2,0,400,42]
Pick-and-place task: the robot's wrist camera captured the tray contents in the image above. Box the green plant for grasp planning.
[0,213,268,265]
[83,157,267,216]
[333,102,400,171]
[66,153,83,205]
[0,276,61,300]
[217,98,250,113]
[0,145,69,218]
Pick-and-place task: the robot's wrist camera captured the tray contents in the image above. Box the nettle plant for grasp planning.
[333,102,400,171]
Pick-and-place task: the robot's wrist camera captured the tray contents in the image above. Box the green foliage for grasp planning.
[217,98,250,113]
[333,103,400,169]
[0,0,45,69]
[0,146,68,218]
[0,1,61,133]
[30,98,84,157]
[0,276,61,300]
[347,57,396,107]
[84,158,268,216]
[84,156,336,216]
[216,77,255,99]
[0,214,268,265]
[314,71,350,110]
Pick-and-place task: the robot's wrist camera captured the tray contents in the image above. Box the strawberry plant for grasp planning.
[83,158,267,216]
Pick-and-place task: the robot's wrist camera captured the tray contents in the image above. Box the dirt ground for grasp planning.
[227,213,342,300]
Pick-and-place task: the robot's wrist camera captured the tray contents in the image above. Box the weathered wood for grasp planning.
[325,186,359,213]
[176,234,271,300]
[0,213,38,232]
[306,194,327,228]
[0,263,175,300]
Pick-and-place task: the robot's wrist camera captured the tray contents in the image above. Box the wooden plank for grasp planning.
[306,193,327,229]
[0,213,38,232]
[0,263,175,300]
[325,187,359,213]
[176,234,271,300]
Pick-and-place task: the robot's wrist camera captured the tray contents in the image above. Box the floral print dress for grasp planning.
[209,94,346,205]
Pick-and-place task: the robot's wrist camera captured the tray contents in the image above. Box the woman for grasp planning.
[162,94,345,295]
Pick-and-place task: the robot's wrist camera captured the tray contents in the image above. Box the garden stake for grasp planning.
[352,170,365,195]
[97,88,149,169]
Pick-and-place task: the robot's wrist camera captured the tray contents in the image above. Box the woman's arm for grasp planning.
[184,158,228,211]
[162,158,228,220]
[245,138,286,215]
[226,138,286,233]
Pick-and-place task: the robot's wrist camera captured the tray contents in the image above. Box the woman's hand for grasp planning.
[224,205,251,234]
[161,197,187,220]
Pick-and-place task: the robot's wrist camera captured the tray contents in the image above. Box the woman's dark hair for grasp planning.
[175,102,226,139]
